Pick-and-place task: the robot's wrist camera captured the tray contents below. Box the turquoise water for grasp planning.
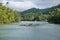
[0,21,60,40]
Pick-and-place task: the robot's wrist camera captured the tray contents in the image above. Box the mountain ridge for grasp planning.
[20,4,60,15]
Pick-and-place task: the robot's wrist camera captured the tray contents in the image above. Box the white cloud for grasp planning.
[1,0,60,11]
[6,1,38,10]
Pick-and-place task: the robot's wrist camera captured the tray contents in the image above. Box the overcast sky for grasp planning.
[0,0,60,11]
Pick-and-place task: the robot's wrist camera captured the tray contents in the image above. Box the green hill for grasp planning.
[20,4,60,21]
[21,4,60,15]
[47,5,60,24]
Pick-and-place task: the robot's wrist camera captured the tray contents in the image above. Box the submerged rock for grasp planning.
[20,23,33,26]
[20,23,40,26]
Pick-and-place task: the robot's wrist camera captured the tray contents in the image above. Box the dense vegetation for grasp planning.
[0,2,60,24]
[0,3,21,24]
[20,4,60,24]
[21,8,49,21]
[21,13,47,21]
[47,8,60,24]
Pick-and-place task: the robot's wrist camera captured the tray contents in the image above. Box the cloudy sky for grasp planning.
[0,0,60,11]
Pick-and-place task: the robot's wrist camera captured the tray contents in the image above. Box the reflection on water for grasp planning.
[0,21,60,40]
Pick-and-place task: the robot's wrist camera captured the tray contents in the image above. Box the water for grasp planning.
[0,21,60,40]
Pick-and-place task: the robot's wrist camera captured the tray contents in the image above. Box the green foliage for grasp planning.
[21,12,47,21]
[39,14,46,21]
[0,3,21,24]
[47,8,60,24]
[15,13,21,22]
[21,4,60,22]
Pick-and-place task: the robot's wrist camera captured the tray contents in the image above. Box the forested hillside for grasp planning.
[0,3,21,24]
[21,4,60,15]
[47,7,60,24]
[20,4,60,24]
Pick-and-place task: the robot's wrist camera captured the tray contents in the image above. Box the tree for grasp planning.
[47,8,60,24]
[6,2,9,5]
[0,3,21,24]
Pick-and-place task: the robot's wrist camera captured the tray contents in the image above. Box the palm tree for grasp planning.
[6,2,9,5]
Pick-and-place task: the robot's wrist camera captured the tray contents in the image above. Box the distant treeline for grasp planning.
[20,4,60,24]
[21,13,48,21]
